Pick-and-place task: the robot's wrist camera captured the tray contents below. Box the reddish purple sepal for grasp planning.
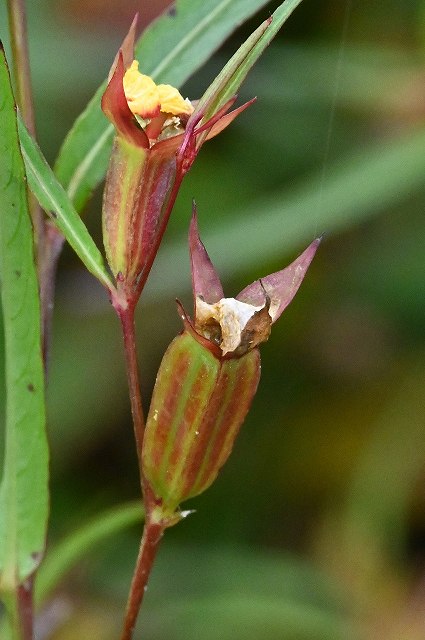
[101,53,149,149]
[108,13,138,80]
[187,206,321,334]
[237,237,322,322]
[189,204,224,306]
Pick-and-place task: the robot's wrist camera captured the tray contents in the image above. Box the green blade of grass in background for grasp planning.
[150,595,358,640]
[35,502,143,607]
[0,45,48,595]
[53,0,283,212]
[194,0,305,123]
[18,119,114,291]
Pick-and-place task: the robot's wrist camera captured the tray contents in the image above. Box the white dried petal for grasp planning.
[196,297,264,355]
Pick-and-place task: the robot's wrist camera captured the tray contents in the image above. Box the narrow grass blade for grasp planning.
[0,45,48,590]
[195,0,305,123]
[156,595,358,640]
[35,502,143,606]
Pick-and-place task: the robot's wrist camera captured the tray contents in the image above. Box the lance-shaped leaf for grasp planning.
[0,46,48,591]
[192,0,305,142]
[53,0,300,212]
[18,119,114,291]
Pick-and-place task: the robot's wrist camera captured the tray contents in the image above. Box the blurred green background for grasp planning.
[1,0,425,638]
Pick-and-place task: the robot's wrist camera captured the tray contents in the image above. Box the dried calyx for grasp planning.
[185,205,321,359]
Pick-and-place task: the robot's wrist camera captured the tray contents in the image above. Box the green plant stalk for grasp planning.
[7,0,65,366]
[6,0,35,138]
[6,0,43,260]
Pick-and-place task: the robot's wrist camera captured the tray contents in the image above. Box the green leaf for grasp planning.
[35,502,143,606]
[0,46,48,590]
[17,119,114,290]
[196,0,305,122]
[53,0,279,212]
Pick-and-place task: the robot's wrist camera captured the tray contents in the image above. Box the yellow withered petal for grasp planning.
[123,60,193,119]
[123,60,161,118]
[157,83,194,116]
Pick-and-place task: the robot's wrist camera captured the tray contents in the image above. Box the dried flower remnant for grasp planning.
[101,17,254,308]
[142,207,321,519]
[123,60,193,121]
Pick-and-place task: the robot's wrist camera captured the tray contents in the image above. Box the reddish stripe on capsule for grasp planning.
[167,360,212,470]
[149,348,191,470]
[181,363,230,495]
[194,350,260,495]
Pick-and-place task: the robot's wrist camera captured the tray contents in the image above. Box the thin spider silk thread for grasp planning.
[315,0,353,236]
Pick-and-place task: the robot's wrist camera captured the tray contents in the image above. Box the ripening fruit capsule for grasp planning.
[142,330,261,516]
[141,208,320,519]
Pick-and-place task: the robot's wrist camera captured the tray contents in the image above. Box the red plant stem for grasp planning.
[115,297,168,638]
[120,518,165,640]
[117,302,145,478]
[39,223,65,366]
[17,578,34,640]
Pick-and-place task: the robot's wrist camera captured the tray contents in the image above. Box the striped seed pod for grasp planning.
[141,208,320,518]
[142,330,261,515]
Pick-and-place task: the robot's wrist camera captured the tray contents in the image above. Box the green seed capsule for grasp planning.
[142,331,260,514]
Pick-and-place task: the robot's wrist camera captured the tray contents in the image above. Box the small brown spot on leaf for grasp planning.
[27,383,35,392]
